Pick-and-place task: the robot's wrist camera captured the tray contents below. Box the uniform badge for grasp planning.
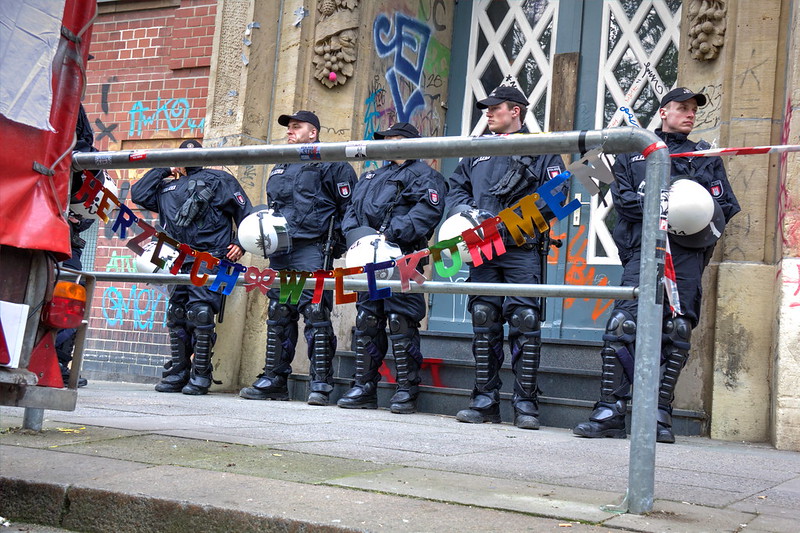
[162,184,177,192]
[428,189,440,205]
[364,172,375,180]
[337,182,351,198]
[472,156,491,167]
[270,167,285,176]
[234,191,246,206]
[709,180,723,198]
[547,166,562,179]
[631,154,646,162]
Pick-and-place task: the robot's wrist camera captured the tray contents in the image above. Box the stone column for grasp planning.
[201,0,282,391]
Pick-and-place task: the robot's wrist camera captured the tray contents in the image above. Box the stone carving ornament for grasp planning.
[687,0,726,61]
[313,0,359,88]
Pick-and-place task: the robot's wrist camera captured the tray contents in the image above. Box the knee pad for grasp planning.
[388,313,415,336]
[603,309,637,345]
[186,303,215,328]
[510,306,540,334]
[471,303,500,330]
[166,303,187,328]
[355,308,383,338]
[268,300,294,327]
[302,303,331,327]
[663,317,692,351]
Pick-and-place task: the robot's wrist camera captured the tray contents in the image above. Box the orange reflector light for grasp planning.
[42,281,87,329]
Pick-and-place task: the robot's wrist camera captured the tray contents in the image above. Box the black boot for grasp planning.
[338,309,385,409]
[304,304,335,406]
[510,307,541,430]
[182,325,214,395]
[457,303,503,424]
[573,310,634,438]
[182,303,216,396]
[573,400,628,438]
[656,317,692,444]
[240,302,296,401]
[155,326,192,393]
[388,313,422,414]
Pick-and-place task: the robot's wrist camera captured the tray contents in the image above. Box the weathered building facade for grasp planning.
[80,0,799,450]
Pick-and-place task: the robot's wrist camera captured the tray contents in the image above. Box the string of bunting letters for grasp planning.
[72,146,639,306]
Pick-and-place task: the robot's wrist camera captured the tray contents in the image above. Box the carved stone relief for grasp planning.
[687,0,726,61]
[313,0,359,88]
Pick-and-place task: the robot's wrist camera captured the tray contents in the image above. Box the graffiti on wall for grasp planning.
[101,283,168,330]
[129,97,205,136]
[364,3,451,168]
[550,227,613,322]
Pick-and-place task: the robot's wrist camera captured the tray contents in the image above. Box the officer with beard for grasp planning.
[239,111,357,406]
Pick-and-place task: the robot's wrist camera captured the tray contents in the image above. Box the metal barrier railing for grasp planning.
[73,128,670,514]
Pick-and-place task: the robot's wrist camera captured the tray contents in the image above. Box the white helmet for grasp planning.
[70,170,119,219]
[237,206,292,258]
[136,240,180,273]
[344,228,402,280]
[667,179,715,236]
[436,207,495,264]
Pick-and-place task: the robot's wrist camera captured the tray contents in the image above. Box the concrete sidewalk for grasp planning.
[1,382,799,532]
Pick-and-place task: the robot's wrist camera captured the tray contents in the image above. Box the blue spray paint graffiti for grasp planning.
[102,284,168,330]
[373,13,431,123]
[128,97,205,136]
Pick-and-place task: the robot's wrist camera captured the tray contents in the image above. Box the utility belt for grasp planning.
[292,236,325,248]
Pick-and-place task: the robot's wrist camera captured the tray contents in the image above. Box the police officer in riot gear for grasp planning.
[338,122,447,413]
[239,111,356,406]
[446,85,566,429]
[132,139,252,395]
[573,87,740,443]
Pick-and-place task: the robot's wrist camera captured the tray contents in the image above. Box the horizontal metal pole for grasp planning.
[73,271,637,300]
[73,128,652,170]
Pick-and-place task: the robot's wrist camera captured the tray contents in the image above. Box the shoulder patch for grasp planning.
[337,182,351,198]
[364,172,375,180]
[161,184,177,193]
[270,167,285,176]
[547,166,562,179]
[709,180,723,198]
[234,191,246,206]
[428,188,440,205]
[631,154,646,162]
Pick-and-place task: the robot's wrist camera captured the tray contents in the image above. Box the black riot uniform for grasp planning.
[132,153,252,396]
[338,125,447,413]
[447,125,566,429]
[573,122,740,443]
[239,145,357,405]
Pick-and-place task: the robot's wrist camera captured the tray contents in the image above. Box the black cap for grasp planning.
[373,122,421,139]
[278,110,320,131]
[660,87,707,108]
[179,139,202,149]
[477,85,529,109]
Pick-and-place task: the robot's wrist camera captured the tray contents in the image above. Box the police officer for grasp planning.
[337,122,447,413]
[239,111,356,406]
[131,140,252,395]
[446,85,566,429]
[573,87,740,443]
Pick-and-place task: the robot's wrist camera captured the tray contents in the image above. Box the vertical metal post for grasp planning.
[626,143,671,514]
[22,408,44,431]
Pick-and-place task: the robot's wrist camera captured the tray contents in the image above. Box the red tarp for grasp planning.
[0,0,95,260]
